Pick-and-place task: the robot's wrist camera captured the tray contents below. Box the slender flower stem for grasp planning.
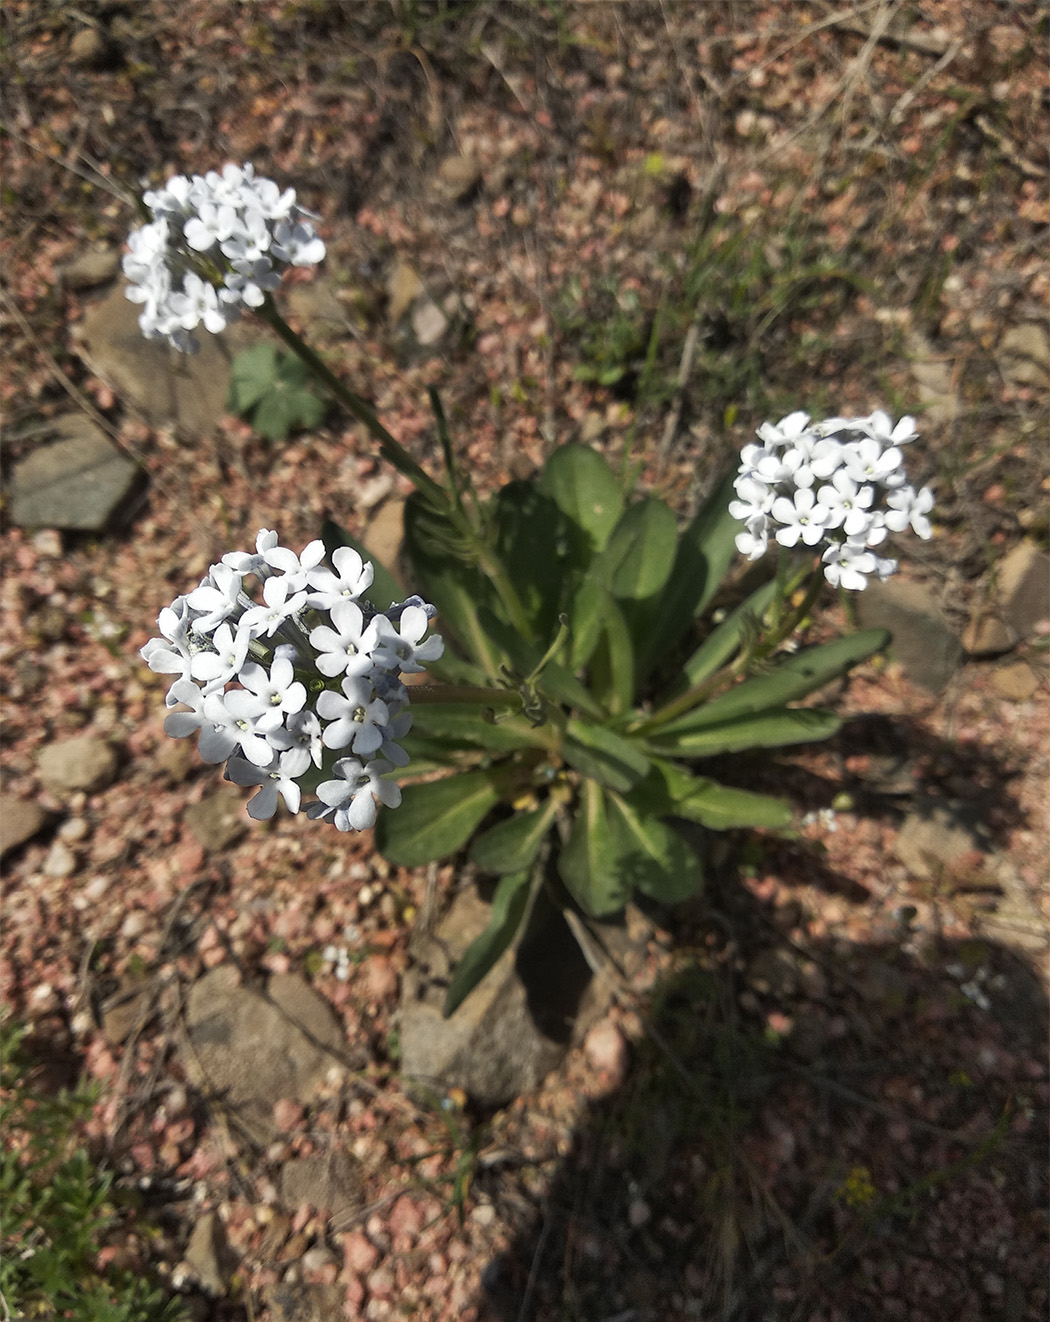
[259,298,535,638]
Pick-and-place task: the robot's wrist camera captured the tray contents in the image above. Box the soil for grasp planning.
[2,4,1048,1321]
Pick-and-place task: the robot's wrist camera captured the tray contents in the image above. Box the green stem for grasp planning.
[258,296,449,509]
[259,297,534,638]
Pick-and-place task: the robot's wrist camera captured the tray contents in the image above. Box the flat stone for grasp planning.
[998,323,1050,388]
[72,284,256,437]
[0,796,53,858]
[437,154,483,203]
[990,661,1041,702]
[963,540,1050,655]
[411,298,449,346]
[58,246,122,291]
[37,735,119,795]
[278,1149,363,1220]
[285,279,347,332]
[855,579,961,693]
[184,793,248,852]
[401,887,603,1107]
[183,1210,235,1296]
[907,331,958,426]
[386,261,424,326]
[265,1284,346,1322]
[183,968,348,1144]
[8,416,141,532]
[894,802,988,880]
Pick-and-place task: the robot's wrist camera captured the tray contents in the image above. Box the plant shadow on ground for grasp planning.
[474,868,1049,1322]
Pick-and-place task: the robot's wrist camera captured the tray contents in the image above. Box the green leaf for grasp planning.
[557,780,627,916]
[658,630,889,734]
[228,342,278,412]
[403,493,505,678]
[479,607,607,721]
[562,718,649,793]
[566,572,610,672]
[539,443,624,555]
[469,798,559,874]
[639,757,793,830]
[606,793,703,903]
[633,466,742,680]
[647,706,841,757]
[443,870,533,1017]
[599,496,679,601]
[490,481,571,639]
[321,518,405,610]
[375,770,502,867]
[586,596,635,714]
[678,578,779,689]
[409,702,552,753]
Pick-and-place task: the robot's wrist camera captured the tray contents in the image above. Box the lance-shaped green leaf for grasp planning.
[443,869,533,1017]
[598,497,679,601]
[375,769,502,867]
[566,572,610,672]
[403,493,505,678]
[655,629,889,735]
[562,718,649,793]
[539,443,624,555]
[630,757,793,830]
[632,466,742,681]
[491,481,571,639]
[647,706,841,757]
[606,792,704,903]
[557,780,628,916]
[409,702,552,754]
[678,577,780,689]
[469,798,559,874]
[586,597,635,715]
[321,518,405,612]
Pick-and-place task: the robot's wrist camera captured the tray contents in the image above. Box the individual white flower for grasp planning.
[222,529,281,578]
[237,657,307,729]
[183,200,238,252]
[202,689,274,765]
[170,272,235,335]
[729,475,774,524]
[885,484,934,539]
[735,513,770,561]
[268,709,323,776]
[185,564,244,634]
[316,675,390,754]
[863,410,918,446]
[821,540,877,591]
[221,257,281,309]
[219,208,271,263]
[262,539,326,592]
[817,470,875,538]
[189,620,253,694]
[309,600,388,678]
[226,751,302,819]
[141,597,195,677]
[770,488,831,548]
[305,545,375,608]
[306,757,401,832]
[840,437,907,489]
[377,603,445,674]
[756,411,811,447]
[238,574,308,639]
[270,219,326,266]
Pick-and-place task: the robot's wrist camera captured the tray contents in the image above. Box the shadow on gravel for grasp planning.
[475,868,1049,1322]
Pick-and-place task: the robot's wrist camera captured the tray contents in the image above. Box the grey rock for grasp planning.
[285,279,347,333]
[0,796,53,858]
[976,854,1049,955]
[183,1211,235,1296]
[907,331,958,426]
[998,323,1050,388]
[411,298,450,346]
[856,579,961,693]
[42,840,77,879]
[72,284,255,437]
[386,261,424,326]
[265,1283,346,1322]
[184,794,247,852]
[278,1149,363,1220]
[437,154,483,203]
[100,975,154,1046]
[8,415,141,532]
[963,540,1050,655]
[68,27,108,66]
[401,887,603,1107]
[58,246,122,291]
[183,967,348,1144]
[37,735,119,795]
[894,802,987,880]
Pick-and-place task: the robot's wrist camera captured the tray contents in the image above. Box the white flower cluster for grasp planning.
[141,531,443,830]
[730,410,935,590]
[123,163,325,352]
